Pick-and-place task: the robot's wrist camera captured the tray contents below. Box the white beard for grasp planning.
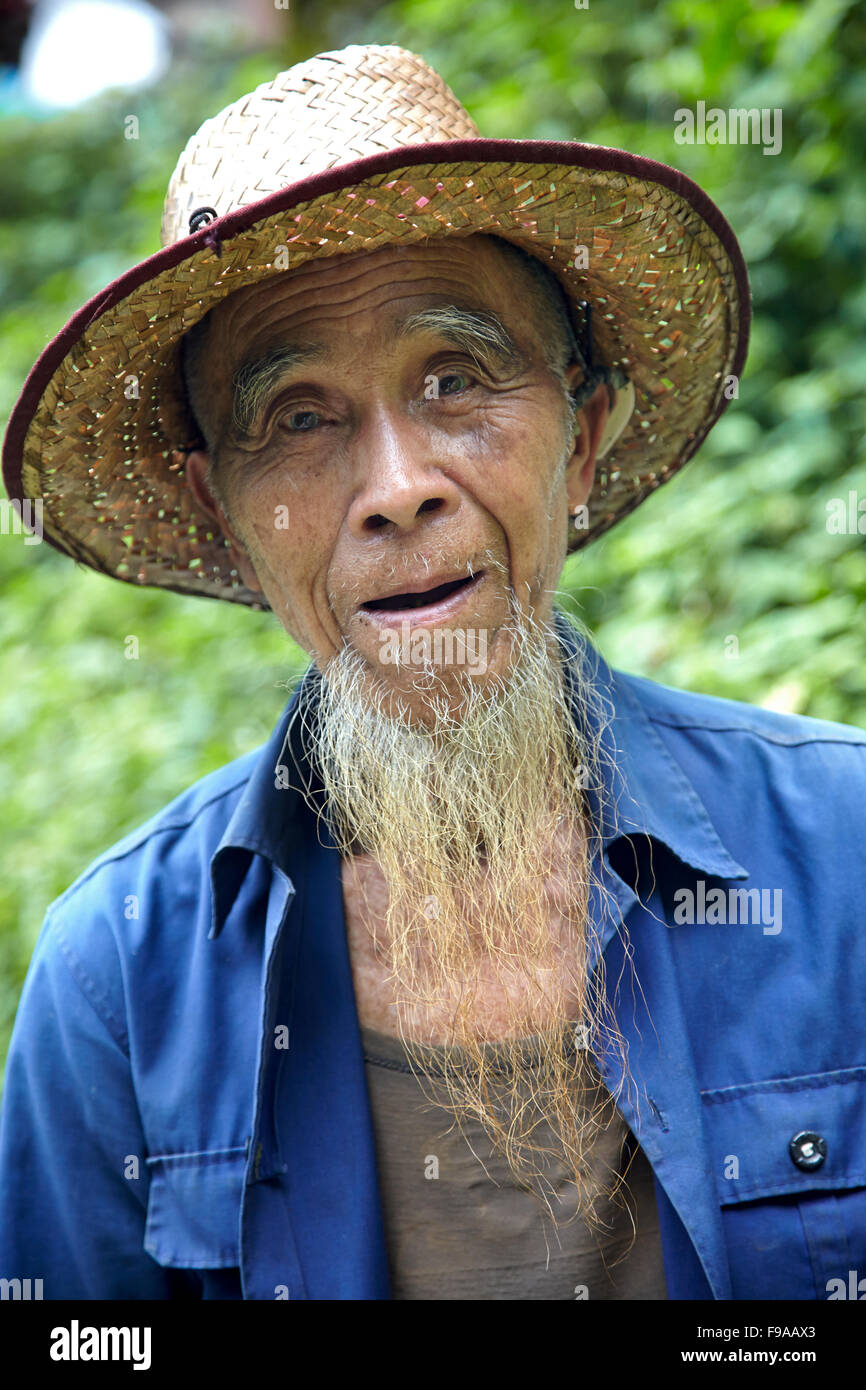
[289,601,634,1228]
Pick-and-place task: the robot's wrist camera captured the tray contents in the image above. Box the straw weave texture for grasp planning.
[14,45,744,608]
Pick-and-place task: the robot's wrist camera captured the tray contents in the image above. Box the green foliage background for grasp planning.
[1,0,864,1073]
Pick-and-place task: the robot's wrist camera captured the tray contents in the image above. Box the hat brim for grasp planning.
[2,138,750,609]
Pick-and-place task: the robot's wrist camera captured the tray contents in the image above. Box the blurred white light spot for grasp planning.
[20,0,170,109]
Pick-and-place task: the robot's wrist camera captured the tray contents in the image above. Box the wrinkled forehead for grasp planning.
[201,234,526,362]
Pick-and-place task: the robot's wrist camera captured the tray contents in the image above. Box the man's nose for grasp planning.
[346,407,461,539]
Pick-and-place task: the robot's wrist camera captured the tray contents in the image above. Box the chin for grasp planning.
[365,632,513,722]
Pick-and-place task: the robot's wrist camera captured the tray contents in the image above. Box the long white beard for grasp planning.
[289,602,635,1228]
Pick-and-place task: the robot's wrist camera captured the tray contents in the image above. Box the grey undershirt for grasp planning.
[361,1025,668,1300]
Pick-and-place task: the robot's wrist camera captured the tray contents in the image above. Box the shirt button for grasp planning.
[789,1131,827,1170]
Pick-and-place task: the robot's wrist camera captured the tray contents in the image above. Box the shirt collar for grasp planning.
[209,611,746,939]
[555,612,747,880]
[208,660,320,939]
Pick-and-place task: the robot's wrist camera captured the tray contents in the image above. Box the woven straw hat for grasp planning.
[2,43,750,610]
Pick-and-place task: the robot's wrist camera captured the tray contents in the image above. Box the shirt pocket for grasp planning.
[144,1146,247,1269]
[701,1066,866,1300]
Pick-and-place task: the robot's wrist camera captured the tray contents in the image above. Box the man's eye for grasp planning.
[285,410,321,431]
[437,373,472,396]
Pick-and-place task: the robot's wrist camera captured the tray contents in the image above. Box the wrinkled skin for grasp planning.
[185,235,610,717]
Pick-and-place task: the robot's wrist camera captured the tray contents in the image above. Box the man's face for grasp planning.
[186,236,607,717]
[185,237,629,1208]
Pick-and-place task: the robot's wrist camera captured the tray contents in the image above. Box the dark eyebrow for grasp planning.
[227,306,525,442]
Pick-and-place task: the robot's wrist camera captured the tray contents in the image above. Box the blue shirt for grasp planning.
[2,612,865,1300]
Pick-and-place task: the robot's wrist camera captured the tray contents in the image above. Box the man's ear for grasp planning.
[562,371,611,513]
[185,449,264,595]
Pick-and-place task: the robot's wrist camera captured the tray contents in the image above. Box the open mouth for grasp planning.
[363,573,481,613]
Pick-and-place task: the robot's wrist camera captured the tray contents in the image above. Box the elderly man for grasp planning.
[1,44,864,1303]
